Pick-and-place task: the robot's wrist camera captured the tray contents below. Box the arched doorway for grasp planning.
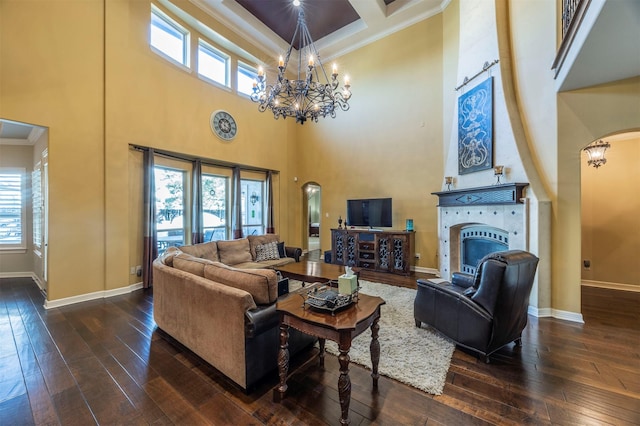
[303,182,321,258]
[580,130,640,326]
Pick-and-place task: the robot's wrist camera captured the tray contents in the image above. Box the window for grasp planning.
[155,167,186,254]
[198,40,229,86]
[202,174,229,241]
[32,165,42,249]
[0,169,25,250]
[237,61,258,96]
[241,179,265,236]
[150,5,190,67]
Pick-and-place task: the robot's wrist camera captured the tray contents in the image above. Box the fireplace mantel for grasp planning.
[432,183,529,207]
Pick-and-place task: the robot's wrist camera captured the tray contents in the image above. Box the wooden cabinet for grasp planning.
[331,229,415,276]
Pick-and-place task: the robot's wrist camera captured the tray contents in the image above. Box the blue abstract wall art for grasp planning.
[458,77,493,174]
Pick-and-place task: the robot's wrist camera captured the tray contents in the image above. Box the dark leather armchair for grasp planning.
[414,250,539,362]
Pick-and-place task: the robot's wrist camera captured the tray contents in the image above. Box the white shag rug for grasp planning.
[289,279,455,395]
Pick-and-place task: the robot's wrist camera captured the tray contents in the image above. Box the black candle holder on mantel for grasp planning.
[338,216,343,229]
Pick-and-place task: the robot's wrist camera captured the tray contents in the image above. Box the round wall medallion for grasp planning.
[210,110,238,141]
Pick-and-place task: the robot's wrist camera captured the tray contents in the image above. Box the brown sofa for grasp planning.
[152,239,315,391]
[179,234,302,268]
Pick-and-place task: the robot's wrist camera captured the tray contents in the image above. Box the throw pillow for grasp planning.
[277,241,286,258]
[255,241,280,262]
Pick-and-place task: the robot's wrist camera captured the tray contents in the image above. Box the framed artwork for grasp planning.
[458,77,493,174]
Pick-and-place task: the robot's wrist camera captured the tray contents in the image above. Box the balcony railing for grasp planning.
[552,0,590,78]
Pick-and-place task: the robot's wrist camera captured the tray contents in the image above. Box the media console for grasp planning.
[330,228,415,276]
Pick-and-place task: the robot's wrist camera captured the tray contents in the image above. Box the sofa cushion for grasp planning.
[173,253,218,277]
[217,238,252,265]
[255,241,280,262]
[204,263,278,305]
[248,234,279,260]
[159,246,182,267]
[179,241,219,262]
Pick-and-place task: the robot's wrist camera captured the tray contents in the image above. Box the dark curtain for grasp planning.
[191,159,204,244]
[231,166,243,239]
[142,148,156,288]
[266,170,275,234]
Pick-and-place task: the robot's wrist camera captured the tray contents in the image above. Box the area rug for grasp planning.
[289,279,455,395]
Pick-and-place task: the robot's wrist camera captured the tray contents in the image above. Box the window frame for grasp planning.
[237,61,259,97]
[0,167,27,252]
[150,4,191,69]
[198,39,230,88]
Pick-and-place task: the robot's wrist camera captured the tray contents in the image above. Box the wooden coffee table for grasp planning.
[274,291,385,425]
[275,260,358,284]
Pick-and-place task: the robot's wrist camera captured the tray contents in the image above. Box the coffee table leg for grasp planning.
[370,316,380,388]
[274,323,289,402]
[338,340,352,425]
[318,338,326,368]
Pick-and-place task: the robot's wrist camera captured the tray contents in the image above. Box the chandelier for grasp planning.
[583,140,610,168]
[250,6,352,124]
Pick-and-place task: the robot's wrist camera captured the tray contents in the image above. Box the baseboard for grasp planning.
[0,271,33,278]
[44,282,144,310]
[412,266,440,276]
[581,280,640,293]
[528,306,584,323]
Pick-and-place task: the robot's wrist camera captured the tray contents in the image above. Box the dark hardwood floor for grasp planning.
[1,256,639,425]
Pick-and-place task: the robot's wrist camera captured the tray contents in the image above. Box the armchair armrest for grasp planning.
[285,246,302,262]
[451,272,474,288]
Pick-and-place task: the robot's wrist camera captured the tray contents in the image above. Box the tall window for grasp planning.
[150,5,190,67]
[155,167,186,254]
[202,174,228,241]
[0,169,25,250]
[237,61,258,96]
[241,179,265,236]
[198,40,229,87]
[32,164,42,249]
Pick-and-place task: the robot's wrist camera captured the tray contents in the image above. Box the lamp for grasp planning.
[250,5,352,124]
[250,192,259,205]
[494,165,504,184]
[583,140,610,168]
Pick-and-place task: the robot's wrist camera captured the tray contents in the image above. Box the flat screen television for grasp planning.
[346,198,392,228]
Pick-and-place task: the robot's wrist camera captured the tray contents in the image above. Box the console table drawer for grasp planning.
[359,242,375,251]
[359,251,375,260]
[358,261,376,269]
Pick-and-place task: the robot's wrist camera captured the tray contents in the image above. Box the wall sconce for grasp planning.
[250,191,259,205]
[494,165,504,184]
[445,176,454,191]
[583,140,610,168]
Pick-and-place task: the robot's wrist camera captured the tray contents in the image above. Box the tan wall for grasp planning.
[105,0,297,290]
[295,15,444,270]
[581,136,640,287]
[0,144,33,274]
[1,1,105,301]
[557,77,640,311]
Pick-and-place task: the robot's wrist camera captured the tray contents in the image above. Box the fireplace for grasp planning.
[460,225,509,274]
[432,183,529,280]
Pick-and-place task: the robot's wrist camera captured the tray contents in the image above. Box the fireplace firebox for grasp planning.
[460,225,508,274]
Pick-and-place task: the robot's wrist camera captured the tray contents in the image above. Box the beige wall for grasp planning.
[0,144,33,274]
[295,15,444,270]
[1,1,105,301]
[1,0,638,314]
[581,136,640,287]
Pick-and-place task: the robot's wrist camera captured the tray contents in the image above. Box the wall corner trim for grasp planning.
[528,306,584,323]
[44,282,144,310]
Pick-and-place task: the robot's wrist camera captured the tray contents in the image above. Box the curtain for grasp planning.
[142,148,156,288]
[266,170,275,234]
[191,159,204,244]
[231,166,243,239]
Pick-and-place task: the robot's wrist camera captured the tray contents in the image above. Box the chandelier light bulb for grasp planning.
[293,0,300,6]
